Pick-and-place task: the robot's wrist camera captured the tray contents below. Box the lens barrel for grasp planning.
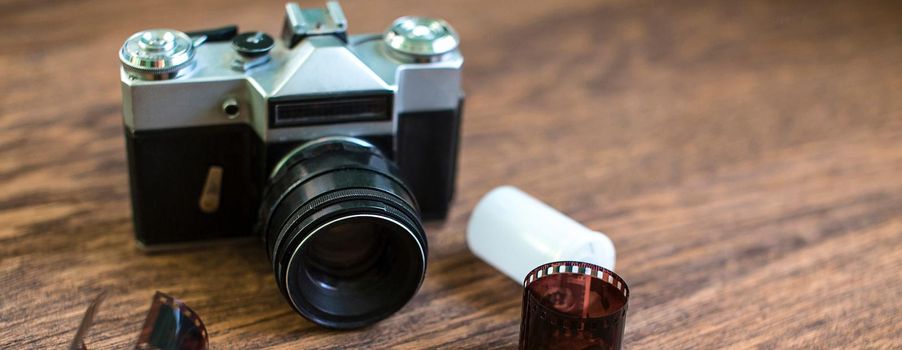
[259,137,427,329]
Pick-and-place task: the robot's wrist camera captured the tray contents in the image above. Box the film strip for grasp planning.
[523,261,629,299]
[135,291,209,350]
[519,261,629,349]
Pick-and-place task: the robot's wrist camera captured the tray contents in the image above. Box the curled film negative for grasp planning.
[519,261,629,350]
[135,291,209,350]
[70,291,208,350]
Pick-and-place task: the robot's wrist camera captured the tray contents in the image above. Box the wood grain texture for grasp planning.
[2,0,901,348]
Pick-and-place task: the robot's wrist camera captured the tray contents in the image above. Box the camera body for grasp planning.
[120,2,463,248]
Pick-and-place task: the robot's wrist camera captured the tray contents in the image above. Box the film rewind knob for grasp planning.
[119,29,196,80]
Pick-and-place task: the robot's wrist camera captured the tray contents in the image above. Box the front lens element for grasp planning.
[291,215,424,320]
[305,217,389,280]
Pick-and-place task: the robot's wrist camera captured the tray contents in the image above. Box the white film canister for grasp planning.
[466,186,616,282]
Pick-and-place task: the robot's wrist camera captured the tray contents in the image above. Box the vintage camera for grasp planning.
[118,1,463,328]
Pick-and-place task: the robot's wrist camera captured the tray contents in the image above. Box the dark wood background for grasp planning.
[1,0,900,348]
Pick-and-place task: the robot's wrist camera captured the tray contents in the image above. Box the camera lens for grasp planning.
[259,137,427,329]
[305,218,387,279]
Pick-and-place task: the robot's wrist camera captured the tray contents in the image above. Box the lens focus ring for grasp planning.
[269,187,423,272]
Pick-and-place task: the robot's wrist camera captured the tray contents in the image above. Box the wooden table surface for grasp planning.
[2,0,901,348]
